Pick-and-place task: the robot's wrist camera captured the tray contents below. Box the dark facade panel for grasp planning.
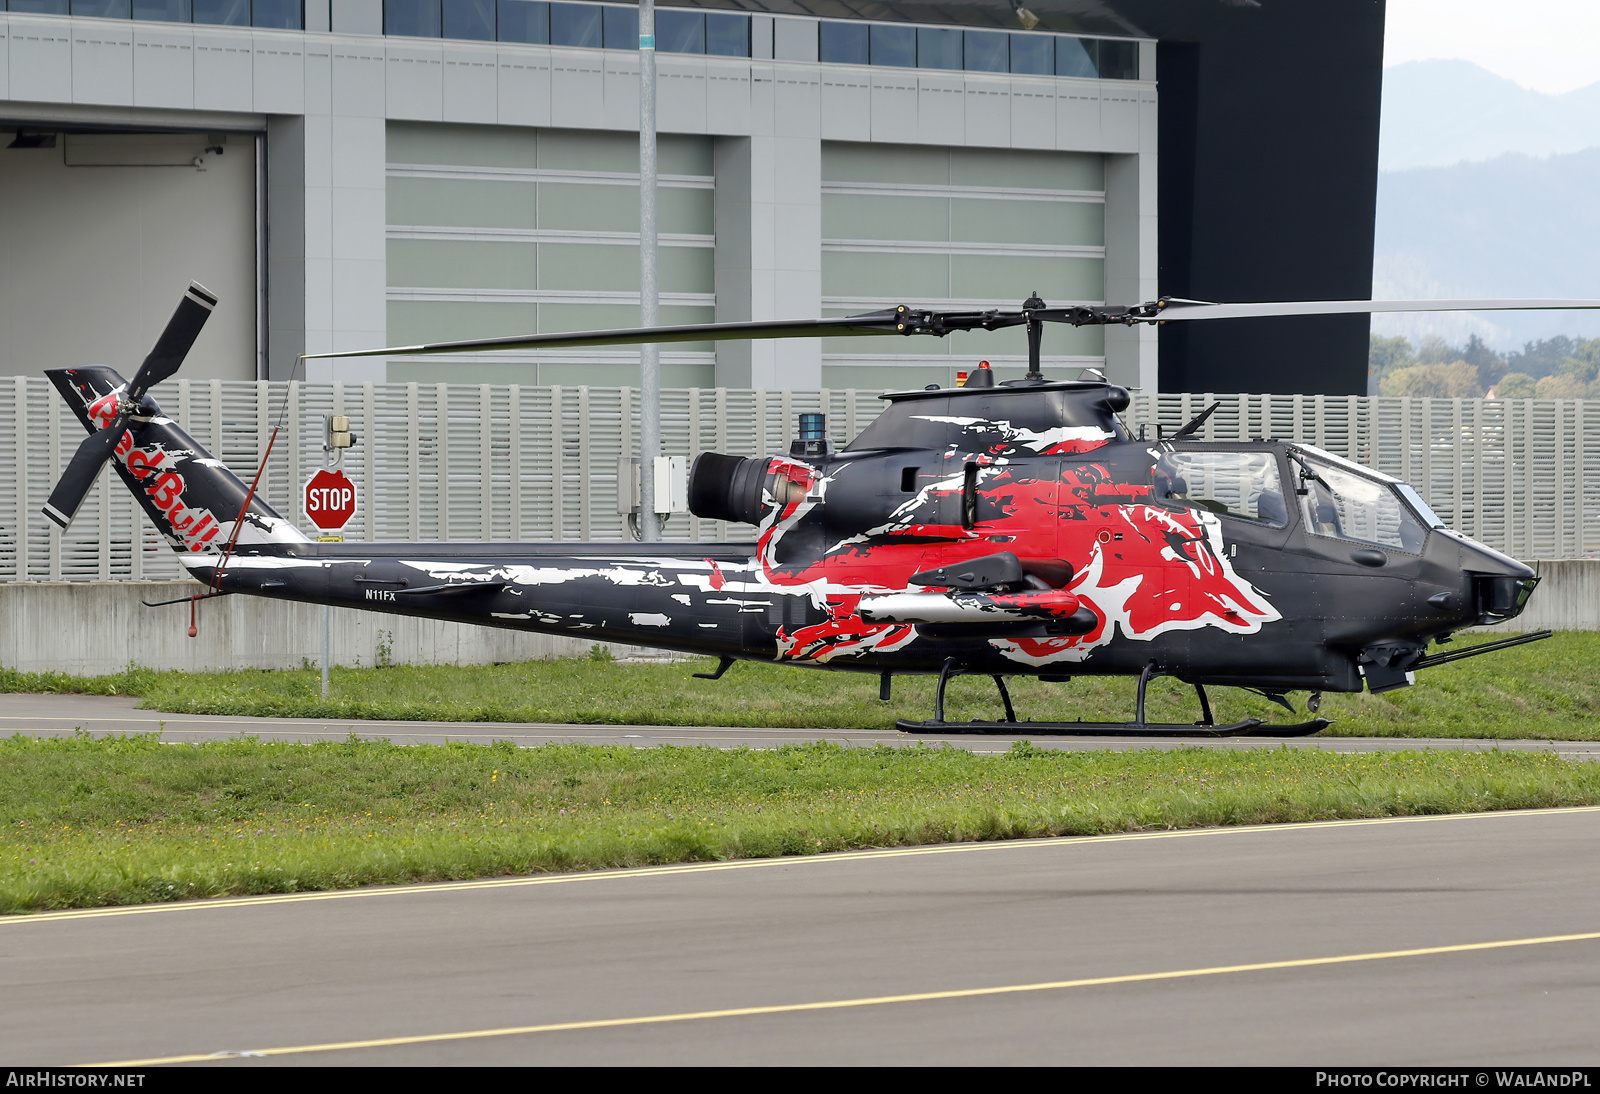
[1117,0,1386,395]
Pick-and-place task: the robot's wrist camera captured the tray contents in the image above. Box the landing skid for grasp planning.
[896,659,1331,738]
[894,717,1332,737]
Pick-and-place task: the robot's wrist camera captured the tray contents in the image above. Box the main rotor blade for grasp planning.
[127,282,218,399]
[1153,298,1600,322]
[42,414,129,530]
[300,312,907,360]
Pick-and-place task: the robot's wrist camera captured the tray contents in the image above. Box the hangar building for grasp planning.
[0,0,1382,395]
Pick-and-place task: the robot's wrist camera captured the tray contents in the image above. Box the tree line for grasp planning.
[1369,333,1600,398]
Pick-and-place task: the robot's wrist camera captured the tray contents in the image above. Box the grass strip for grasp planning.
[2,734,1598,913]
[2,631,1597,739]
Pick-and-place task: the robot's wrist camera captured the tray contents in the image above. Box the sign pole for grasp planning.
[306,429,358,700]
[322,604,330,700]
[638,0,660,541]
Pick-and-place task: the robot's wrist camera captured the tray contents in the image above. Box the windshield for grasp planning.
[1153,450,1288,526]
[1395,483,1447,530]
[1295,453,1427,552]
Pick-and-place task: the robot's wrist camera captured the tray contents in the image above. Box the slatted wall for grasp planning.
[4,377,1598,582]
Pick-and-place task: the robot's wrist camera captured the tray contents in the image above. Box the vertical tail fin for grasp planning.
[46,367,308,554]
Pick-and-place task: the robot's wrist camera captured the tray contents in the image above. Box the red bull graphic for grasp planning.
[749,444,1279,666]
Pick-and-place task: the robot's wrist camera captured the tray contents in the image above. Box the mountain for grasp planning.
[1379,60,1600,170]
[1371,146,1600,348]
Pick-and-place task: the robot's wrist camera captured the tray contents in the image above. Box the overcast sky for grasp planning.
[1384,0,1600,94]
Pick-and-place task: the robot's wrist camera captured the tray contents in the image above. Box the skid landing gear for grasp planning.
[894,660,1331,737]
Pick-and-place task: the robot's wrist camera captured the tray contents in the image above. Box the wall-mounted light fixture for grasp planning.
[6,131,57,149]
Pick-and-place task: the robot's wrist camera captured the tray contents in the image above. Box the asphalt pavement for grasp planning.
[4,692,1600,758]
[7,807,1600,1065]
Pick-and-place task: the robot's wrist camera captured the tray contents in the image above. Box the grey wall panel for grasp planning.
[330,0,382,37]
[1057,84,1100,149]
[1009,79,1055,150]
[916,73,963,146]
[550,51,605,129]
[772,16,815,63]
[267,115,306,379]
[253,36,305,116]
[713,134,753,384]
[963,79,1011,149]
[442,46,497,124]
[751,15,773,61]
[9,19,72,104]
[601,51,638,131]
[304,39,332,115]
[498,54,552,128]
[869,71,916,142]
[658,56,708,135]
[72,24,133,106]
[331,42,385,118]
[386,45,444,122]
[1138,87,1156,154]
[772,68,818,139]
[1099,86,1140,153]
[132,28,193,111]
[332,112,383,190]
[0,23,8,100]
[818,67,867,142]
[704,63,750,136]
[306,0,331,34]
[194,33,254,113]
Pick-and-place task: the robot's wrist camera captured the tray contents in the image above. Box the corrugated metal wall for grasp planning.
[4,377,1599,582]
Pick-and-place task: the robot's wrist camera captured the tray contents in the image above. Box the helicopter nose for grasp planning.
[1452,535,1538,625]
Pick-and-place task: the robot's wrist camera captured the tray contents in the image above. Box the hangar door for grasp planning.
[385,121,716,388]
[819,142,1107,391]
[0,129,258,383]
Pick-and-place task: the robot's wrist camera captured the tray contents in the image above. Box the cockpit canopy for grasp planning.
[1150,443,1440,553]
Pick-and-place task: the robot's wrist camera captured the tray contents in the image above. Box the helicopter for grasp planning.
[39,285,1591,735]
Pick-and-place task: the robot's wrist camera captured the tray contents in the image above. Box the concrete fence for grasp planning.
[0,582,663,677]
[4,564,1589,677]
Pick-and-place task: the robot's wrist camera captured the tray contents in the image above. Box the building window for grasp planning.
[132,0,191,19]
[1096,39,1138,79]
[656,8,703,53]
[916,26,960,70]
[71,0,129,16]
[549,0,600,47]
[601,3,634,48]
[1008,33,1050,75]
[963,30,1008,73]
[497,0,548,43]
[442,0,494,40]
[1056,35,1096,78]
[384,0,440,36]
[251,0,298,28]
[705,12,748,57]
[819,21,868,65]
[869,23,915,68]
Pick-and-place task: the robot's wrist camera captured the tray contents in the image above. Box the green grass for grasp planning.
[2,734,1596,913]
[2,631,1597,739]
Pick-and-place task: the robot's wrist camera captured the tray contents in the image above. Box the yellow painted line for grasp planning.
[8,805,1600,927]
[86,927,1600,1066]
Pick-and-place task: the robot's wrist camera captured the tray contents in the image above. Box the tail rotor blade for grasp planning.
[42,414,130,529]
[127,282,217,400]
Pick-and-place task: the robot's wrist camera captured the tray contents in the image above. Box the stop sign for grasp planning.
[304,468,357,532]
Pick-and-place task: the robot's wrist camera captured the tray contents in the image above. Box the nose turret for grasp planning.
[1453,536,1539,626]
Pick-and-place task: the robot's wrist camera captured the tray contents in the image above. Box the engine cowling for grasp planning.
[688,453,777,525]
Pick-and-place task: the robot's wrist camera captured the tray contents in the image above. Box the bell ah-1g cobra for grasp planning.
[41,286,1588,735]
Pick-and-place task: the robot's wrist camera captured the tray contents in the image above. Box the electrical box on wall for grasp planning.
[617,456,688,515]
